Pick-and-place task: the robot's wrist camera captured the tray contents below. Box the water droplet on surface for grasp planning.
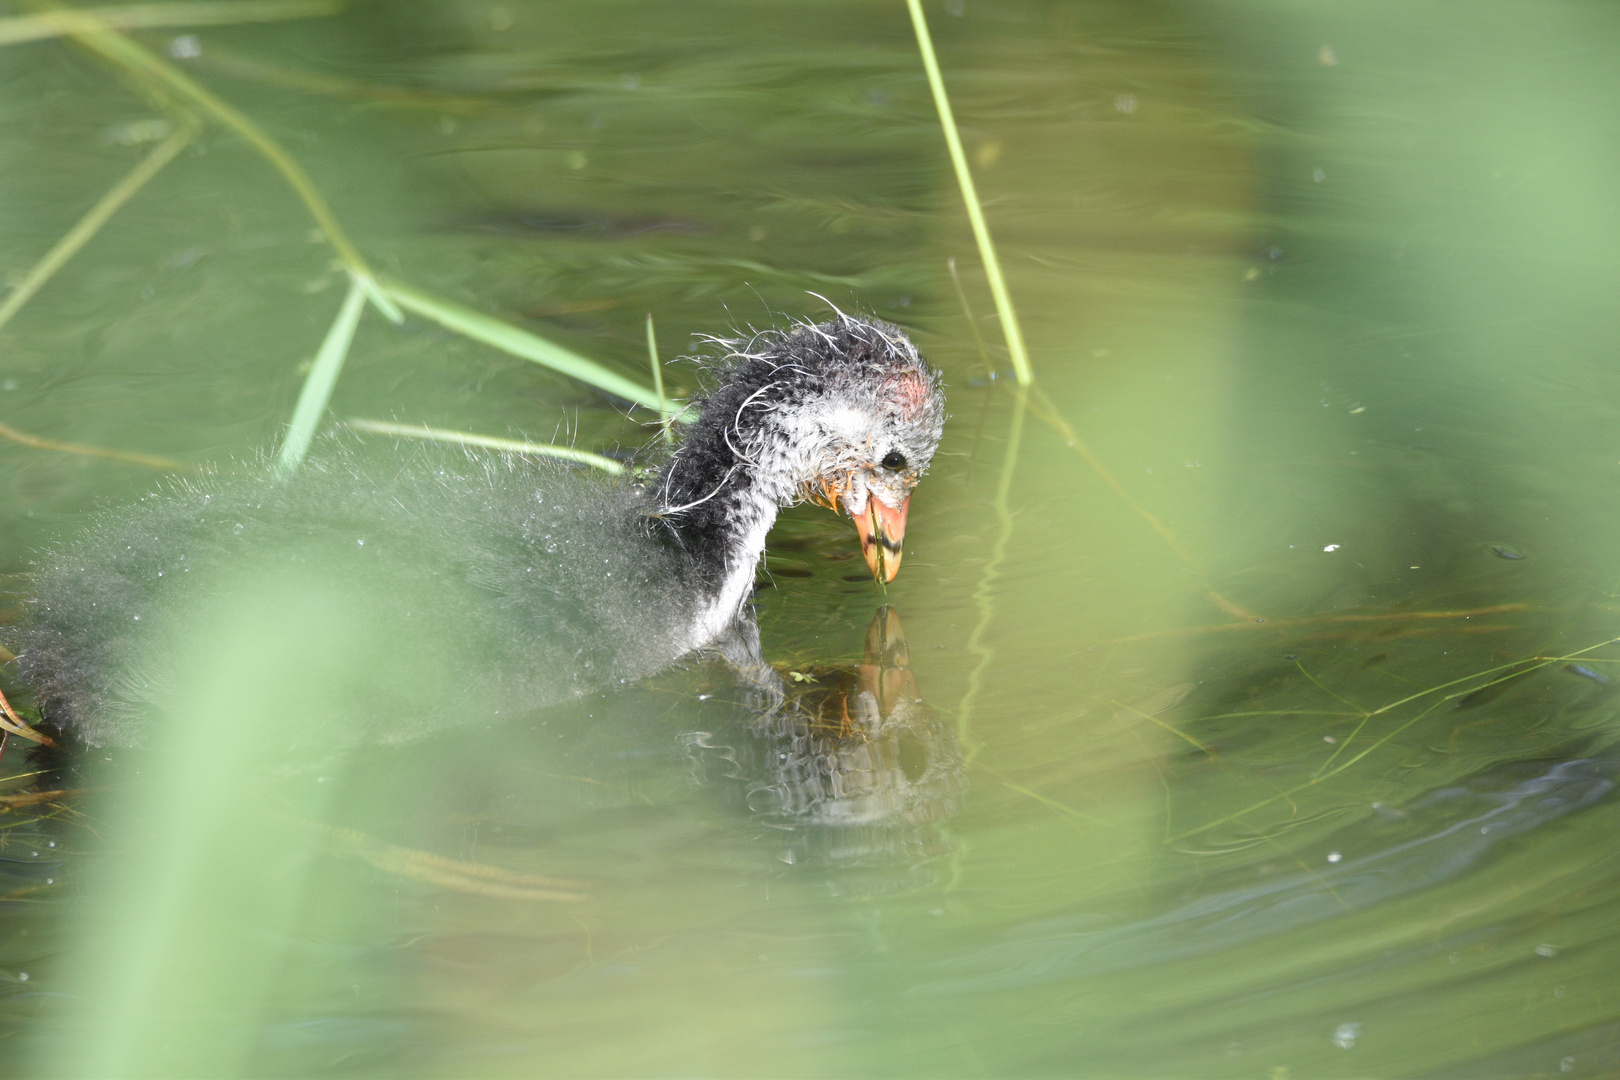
[1332,1021,1360,1049]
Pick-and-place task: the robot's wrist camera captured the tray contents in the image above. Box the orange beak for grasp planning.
[850,494,909,583]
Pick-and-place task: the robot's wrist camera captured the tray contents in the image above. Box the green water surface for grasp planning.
[3,1,1620,1076]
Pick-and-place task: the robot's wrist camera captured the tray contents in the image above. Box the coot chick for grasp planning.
[9,314,945,748]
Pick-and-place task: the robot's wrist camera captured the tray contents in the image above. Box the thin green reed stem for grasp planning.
[906,0,1032,385]
[22,1,692,426]
[344,419,624,475]
[956,385,1027,763]
[0,119,197,334]
[379,279,679,416]
[0,1,339,48]
[26,0,402,322]
[947,255,997,490]
[274,276,366,481]
[946,255,994,378]
[1293,658,1366,715]
[1166,696,1451,845]
[646,313,673,444]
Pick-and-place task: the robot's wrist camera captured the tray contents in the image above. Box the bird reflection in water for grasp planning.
[692,606,965,876]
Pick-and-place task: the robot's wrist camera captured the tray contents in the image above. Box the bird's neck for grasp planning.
[650,441,781,571]
[646,394,801,643]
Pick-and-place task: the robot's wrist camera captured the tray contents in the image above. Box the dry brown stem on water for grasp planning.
[0,421,182,470]
[314,822,589,902]
[0,683,57,748]
[0,788,83,811]
[1090,603,1531,647]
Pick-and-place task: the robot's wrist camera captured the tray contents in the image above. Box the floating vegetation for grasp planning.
[0,1,676,480]
[1163,636,1620,846]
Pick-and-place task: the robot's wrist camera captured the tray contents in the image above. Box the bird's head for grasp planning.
[668,314,945,583]
[792,357,944,583]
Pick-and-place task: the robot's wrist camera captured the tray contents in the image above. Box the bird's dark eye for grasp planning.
[881,450,908,471]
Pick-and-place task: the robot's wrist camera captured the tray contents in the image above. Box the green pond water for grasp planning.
[3,0,1620,1075]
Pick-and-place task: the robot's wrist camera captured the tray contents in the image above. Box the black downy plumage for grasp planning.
[10,314,945,748]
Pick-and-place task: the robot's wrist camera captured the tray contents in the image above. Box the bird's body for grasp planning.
[10,315,945,748]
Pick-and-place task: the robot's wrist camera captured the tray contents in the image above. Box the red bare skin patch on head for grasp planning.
[883,370,932,419]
